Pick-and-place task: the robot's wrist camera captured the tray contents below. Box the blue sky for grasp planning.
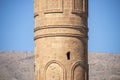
[0,0,120,53]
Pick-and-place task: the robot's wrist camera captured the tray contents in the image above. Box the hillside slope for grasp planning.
[0,51,120,80]
[0,51,34,80]
[89,52,120,80]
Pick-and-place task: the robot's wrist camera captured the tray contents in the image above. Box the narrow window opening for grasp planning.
[66,52,70,60]
[34,63,35,72]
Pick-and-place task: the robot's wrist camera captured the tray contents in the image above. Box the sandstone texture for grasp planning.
[0,51,120,80]
[34,0,88,80]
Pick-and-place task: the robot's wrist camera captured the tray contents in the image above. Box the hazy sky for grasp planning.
[0,0,120,53]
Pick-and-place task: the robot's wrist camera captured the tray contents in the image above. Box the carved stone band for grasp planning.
[34,33,88,40]
[34,25,88,32]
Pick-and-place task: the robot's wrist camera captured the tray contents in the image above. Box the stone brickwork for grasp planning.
[34,0,88,80]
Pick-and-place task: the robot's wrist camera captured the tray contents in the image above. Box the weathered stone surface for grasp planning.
[0,51,120,80]
[34,0,88,80]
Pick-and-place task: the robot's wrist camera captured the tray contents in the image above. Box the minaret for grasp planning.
[34,0,88,80]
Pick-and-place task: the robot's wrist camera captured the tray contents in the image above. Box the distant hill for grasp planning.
[89,52,120,80]
[0,51,120,80]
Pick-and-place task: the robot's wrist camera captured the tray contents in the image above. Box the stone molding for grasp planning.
[44,60,66,80]
[34,33,88,40]
[34,25,88,40]
[34,25,88,32]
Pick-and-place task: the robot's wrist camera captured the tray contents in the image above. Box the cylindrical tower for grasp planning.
[34,0,88,80]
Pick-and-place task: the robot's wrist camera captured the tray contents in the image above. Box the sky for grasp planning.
[0,0,120,53]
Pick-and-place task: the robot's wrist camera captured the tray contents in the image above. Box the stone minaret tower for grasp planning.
[34,0,88,80]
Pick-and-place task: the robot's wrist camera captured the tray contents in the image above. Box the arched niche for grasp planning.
[44,60,66,80]
[71,61,85,80]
